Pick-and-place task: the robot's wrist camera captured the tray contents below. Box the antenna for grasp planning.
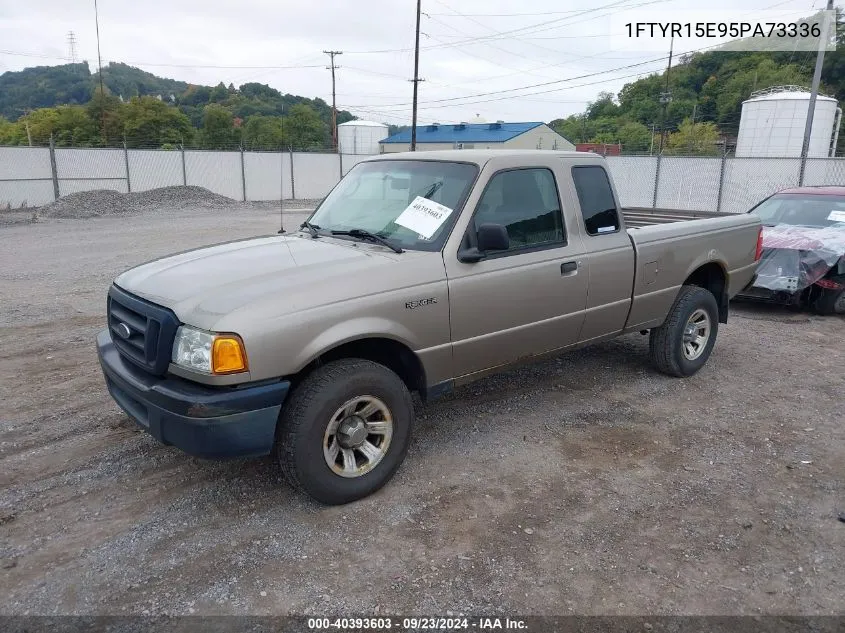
[66,31,79,63]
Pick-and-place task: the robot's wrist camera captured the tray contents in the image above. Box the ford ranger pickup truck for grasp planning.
[97,150,762,504]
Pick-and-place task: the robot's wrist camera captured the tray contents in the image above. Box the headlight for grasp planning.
[171,326,248,375]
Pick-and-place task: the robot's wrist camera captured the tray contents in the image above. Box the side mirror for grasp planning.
[458,223,509,263]
[477,223,509,251]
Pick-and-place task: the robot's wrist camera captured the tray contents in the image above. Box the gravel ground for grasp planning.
[0,205,843,616]
[0,186,319,226]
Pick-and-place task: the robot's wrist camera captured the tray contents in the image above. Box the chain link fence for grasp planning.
[4,142,845,212]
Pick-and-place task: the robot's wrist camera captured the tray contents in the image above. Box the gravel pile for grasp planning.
[37,186,236,219]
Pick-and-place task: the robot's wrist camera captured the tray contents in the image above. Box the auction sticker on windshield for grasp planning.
[395,196,454,239]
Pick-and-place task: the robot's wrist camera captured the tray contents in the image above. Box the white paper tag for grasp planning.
[394,196,455,239]
[827,210,845,222]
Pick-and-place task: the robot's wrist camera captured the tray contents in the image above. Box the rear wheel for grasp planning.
[649,285,719,377]
[812,287,845,315]
[275,359,413,505]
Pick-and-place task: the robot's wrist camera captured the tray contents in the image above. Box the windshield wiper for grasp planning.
[331,228,404,253]
[419,181,443,200]
[300,221,321,237]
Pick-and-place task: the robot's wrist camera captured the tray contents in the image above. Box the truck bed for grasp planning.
[623,207,734,228]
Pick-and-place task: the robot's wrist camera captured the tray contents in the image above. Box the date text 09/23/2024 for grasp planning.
[306,617,527,630]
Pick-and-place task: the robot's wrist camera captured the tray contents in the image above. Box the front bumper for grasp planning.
[97,329,289,458]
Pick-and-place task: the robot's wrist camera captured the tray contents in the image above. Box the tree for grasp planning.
[243,115,286,150]
[86,87,124,145]
[616,121,652,153]
[665,118,720,155]
[586,91,620,120]
[0,116,26,145]
[550,114,593,144]
[617,74,663,126]
[281,103,328,150]
[122,96,192,147]
[19,108,59,145]
[239,82,283,101]
[201,103,237,148]
[588,116,621,144]
[53,105,98,146]
[209,82,228,103]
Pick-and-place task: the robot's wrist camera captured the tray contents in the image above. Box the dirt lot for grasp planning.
[1,205,843,616]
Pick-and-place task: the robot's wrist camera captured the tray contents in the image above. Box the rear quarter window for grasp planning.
[571,165,620,235]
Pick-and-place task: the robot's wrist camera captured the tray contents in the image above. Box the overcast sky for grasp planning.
[0,0,830,125]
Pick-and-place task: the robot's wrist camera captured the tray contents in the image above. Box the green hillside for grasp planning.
[0,62,355,150]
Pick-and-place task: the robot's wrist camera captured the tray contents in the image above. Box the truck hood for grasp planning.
[115,234,441,330]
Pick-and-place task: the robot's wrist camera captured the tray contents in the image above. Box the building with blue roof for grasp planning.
[378,121,574,153]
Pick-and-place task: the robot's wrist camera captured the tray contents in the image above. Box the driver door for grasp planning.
[444,167,588,378]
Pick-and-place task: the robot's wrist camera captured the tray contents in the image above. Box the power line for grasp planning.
[343,0,661,55]
[342,54,680,109]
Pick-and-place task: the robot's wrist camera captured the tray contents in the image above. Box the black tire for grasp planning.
[649,285,719,377]
[275,359,413,505]
[812,287,845,315]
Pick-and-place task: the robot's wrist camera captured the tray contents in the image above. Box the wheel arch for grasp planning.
[294,336,427,397]
[683,262,729,323]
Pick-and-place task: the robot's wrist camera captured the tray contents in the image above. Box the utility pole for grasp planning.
[24,111,33,147]
[688,103,697,154]
[93,0,107,144]
[410,0,423,151]
[657,35,674,155]
[324,50,343,151]
[799,0,835,183]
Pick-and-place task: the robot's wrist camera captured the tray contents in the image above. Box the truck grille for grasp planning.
[107,285,180,376]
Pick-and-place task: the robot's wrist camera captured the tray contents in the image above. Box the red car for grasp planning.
[739,186,845,315]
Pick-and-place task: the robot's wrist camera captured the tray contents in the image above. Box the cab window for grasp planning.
[473,168,565,251]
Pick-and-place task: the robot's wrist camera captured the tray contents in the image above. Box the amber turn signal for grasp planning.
[211,335,248,374]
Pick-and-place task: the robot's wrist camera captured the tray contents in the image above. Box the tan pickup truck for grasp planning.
[97,150,762,504]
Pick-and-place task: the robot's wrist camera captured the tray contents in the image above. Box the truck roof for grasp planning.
[366,149,592,166]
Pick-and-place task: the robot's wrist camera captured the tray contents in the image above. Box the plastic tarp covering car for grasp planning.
[755,223,845,292]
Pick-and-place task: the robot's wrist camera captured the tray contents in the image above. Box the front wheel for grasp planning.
[275,359,414,505]
[649,285,719,377]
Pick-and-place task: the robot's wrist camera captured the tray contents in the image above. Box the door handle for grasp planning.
[560,261,578,275]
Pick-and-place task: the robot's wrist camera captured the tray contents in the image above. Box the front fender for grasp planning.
[291,317,421,374]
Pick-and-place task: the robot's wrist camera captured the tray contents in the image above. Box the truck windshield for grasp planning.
[307,160,478,251]
[751,194,845,228]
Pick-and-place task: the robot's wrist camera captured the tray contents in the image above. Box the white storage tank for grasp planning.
[736,86,841,158]
[338,120,389,155]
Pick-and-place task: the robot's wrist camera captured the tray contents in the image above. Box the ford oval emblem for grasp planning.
[115,322,132,339]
